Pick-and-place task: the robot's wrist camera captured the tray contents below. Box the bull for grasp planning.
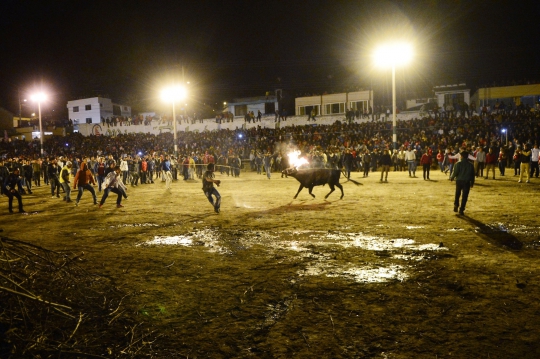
[282,167,344,199]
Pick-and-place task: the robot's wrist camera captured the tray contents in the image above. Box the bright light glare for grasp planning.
[288,150,309,168]
[30,92,47,102]
[373,42,413,67]
[501,129,506,133]
[161,86,186,103]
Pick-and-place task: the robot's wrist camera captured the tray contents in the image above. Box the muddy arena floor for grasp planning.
[1,168,540,358]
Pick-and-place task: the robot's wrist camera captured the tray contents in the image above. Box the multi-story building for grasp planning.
[66,97,131,124]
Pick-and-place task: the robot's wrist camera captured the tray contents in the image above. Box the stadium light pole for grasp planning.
[502,128,507,146]
[30,92,47,156]
[373,42,413,150]
[161,86,187,157]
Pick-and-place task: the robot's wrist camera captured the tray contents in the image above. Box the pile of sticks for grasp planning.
[0,236,158,358]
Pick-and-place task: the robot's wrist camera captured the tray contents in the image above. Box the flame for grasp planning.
[287,150,309,168]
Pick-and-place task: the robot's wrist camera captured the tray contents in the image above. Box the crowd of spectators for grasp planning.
[1,109,540,173]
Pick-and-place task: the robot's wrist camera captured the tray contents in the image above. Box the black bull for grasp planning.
[282,168,345,199]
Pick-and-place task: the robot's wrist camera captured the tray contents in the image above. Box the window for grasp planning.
[85,105,91,111]
[73,106,79,112]
[86,118,92,124]
[123,106,128,111]
[444,93,464,106]
[298,105,320,116]
[234,105,247,117]
[264,102,275,114]
[325,103,344,115]
[350,101,368,112]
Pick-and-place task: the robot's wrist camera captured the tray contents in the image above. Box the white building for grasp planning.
[66,97,131,124]
[295,90,373,117]
[225,93,279,117]
[433,84,471,108]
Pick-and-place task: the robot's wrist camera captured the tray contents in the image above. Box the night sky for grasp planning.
[1,0,539,118]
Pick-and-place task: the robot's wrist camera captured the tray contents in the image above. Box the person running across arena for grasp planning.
[202,163,221,213]
[99,166,127,208]
[73,161,98,206]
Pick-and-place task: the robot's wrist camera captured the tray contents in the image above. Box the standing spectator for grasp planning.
[95,157,106,192]
[32,159,41,187]
[392,150,399,172]
[147,156,156,183]
[420,149,431,180]
[397,147,406,171]
[60,161,73,203]
[484,148,497,179]
[257,110,262,122]
[120,157,129,184]
[362,150,371,178]
[518,144,531,183]
[48,160,61,198]
[162,155,173,190]
[513,146,521,177]
[475,146,486,178]
[41,158,49,185]
[3,168,25,213]
[530,144,540,178]
[22,160,33,194]
[498,147,507,176]
[129,157,140,186]
[379,148,392,182]
[436,150,445,172]
[342,148,353,179]
[182,156,190,180]
[404,146,417,177]
[0,159,9,197]
[450,151,475,215]
[263,152,272,179]
[140,157,148,184]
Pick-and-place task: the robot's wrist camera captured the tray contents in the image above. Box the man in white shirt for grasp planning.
[404,146,417,177]
[530,144,540,178]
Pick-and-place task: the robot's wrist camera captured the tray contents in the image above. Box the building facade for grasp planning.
[295,90,373,117]
[66,97,131,124]
[225,94,279,117]
[470,84,540,111]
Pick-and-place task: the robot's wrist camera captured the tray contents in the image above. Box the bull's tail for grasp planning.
[341,170,362,186]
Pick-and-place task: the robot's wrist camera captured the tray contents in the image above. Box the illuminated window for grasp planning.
[325,103,344,114]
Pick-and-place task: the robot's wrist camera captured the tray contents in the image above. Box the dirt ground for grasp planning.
[2,167,540,358]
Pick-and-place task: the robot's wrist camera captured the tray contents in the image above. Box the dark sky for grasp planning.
[1,0,539,117]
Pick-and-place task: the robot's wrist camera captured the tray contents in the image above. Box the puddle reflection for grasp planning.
[137,229,450,284]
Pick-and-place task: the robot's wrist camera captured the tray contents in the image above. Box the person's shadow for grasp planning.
[459,215,523,250]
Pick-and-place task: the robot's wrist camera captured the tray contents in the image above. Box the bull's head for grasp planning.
[282,167,298,177]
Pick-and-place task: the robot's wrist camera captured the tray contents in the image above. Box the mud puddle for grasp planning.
[137,229,449,283]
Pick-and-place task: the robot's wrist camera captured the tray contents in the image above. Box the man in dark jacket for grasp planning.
[3,168,25,213]
[450,151,476,215]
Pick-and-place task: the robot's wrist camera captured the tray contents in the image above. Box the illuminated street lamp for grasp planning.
[501,128,507,146]
[161,86,187,157]
[30,92,47,156]
[373,42,413,150]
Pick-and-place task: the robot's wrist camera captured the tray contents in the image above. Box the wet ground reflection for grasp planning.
[137,229,449,283]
